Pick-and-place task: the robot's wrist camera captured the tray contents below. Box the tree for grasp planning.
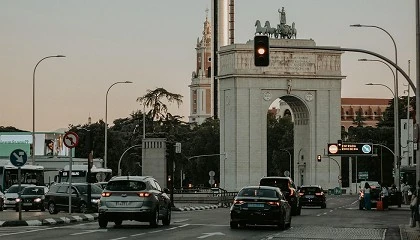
[353,110,366,127]
[136,88,183,121]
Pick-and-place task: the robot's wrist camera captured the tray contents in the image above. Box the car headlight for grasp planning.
[34,198,42,203]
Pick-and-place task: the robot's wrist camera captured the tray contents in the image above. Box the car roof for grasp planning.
[240,185,280,191]
[109,176,155,181]
[260,176,291,180]
[300,185,322,188]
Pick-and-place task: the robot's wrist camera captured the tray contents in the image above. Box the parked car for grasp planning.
[98,176,171,228]
[0,191,4,211]
[44,182,103,214]
[358,181,381,210]
[4,184,35,210]
[230,185,291,229]
[15,186,49,212]
[259,176,301,215]
[298,185,326,208]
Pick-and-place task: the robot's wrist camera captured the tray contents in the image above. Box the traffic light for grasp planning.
[337,140,342,149]
[317,155,322,162]
[254,35,270,66]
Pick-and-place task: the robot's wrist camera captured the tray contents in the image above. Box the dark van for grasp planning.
[260,176,301,215]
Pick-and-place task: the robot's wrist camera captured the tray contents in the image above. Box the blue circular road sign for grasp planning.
[362,144,372,154]
[10,149,28,167]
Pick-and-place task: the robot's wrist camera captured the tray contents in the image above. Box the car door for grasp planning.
[152,180,169,212]
[56,185,69,210]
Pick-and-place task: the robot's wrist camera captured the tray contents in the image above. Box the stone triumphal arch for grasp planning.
[218,38,345,191]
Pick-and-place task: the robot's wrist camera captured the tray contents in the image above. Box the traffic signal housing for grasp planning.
[254,35,270,66]
[317,155,322,162]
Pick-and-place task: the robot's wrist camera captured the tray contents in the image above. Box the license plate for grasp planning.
[248,203,264,208]
[116,201,130,206]
[23,203,32,206]
[306,195,314,199]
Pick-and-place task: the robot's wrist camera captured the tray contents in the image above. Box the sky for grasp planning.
[0,0,416,132]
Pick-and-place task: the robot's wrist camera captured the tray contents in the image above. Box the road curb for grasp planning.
[0,213,99,227]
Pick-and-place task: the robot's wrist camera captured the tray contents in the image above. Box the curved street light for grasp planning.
[104,81,133,168]
[32,55,66,165]
[118,144,142,176]
[351,24,401,190]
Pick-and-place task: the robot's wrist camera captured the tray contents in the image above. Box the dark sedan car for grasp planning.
[15,186,49,211]
[45,183,103,214]
[230,186,291,229]
[298,185,326,208]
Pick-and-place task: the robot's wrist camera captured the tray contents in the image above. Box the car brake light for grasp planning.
[299,192,304,196]
[137,192,151,197]
[15,198,22,202]
[315,192,324,196]
[101,192,112,197]
[267,201,280,206]
[233,200,245,205]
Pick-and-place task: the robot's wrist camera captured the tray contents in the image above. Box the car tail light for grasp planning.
[15,198,21,203]
[137,192,151,197]
[315,192,324,196]
[267,201,280,206]
[299,192,304,196]
[233,200,245,205]
[101,192,112,197]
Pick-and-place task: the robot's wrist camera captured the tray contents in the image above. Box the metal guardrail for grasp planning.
[173,187,237,207]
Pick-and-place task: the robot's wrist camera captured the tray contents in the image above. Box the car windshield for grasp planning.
[238,188,277,198]
[105,180,147,191]
[260,179,289,191]
[22,187,44,195]
[75,185,103,194]
[6,185,26,193]
[300,187,321,194]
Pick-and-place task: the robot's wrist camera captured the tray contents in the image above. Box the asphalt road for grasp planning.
[0,195,413,240]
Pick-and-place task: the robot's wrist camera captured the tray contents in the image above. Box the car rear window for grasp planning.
[22,187,44,195]
[238,188,277,198]
[105,180,147,191]
[260,179,289,191]
[300,187,321,194]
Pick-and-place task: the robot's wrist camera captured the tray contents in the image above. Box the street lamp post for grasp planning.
[104,81,133,169]
[364,81,399,187]
[32,55,65,165]
[351,24,400,190]
[279,149,292,177]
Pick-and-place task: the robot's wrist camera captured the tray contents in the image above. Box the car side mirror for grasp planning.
[163,188,170,194]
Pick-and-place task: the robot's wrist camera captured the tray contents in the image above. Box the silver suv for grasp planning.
[98,176,171,228]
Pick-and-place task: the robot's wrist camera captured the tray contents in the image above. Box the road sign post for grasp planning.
[10,149,28,221]
[63,131,79,214]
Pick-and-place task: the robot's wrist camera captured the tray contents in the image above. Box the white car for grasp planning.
[4,184,35,210]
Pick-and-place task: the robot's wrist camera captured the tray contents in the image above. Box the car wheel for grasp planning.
[15,207,19,212]
[149,208,159,227]
[79,202,87,213]
[40,206,45,212]
[230,221,238,229]
[114,220,122,227]
[239,222,246,228]
[297,205,302,215]
[321,203,326,209]
[0,204,3,211]
[286,214,292,229]
[24,209,29,212]
[98,216,108,228]
[277,213,286,230]
[48,202,58,214]
[162,207,171,226]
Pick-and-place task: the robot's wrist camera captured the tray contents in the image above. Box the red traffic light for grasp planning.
[254,35,269,66]
[317,155,322,162]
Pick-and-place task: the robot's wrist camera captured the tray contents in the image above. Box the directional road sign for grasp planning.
[10,149,28,167]
[63,131,79,148]
[327,143,373,156]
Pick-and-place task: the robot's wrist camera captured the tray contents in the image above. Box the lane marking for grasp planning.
[109,237,127,240]
[149,230,163,234]
[130,233,145,237]
[70,230,105,236]
[173,219,189,223]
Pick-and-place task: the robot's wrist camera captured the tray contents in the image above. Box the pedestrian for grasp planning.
[410,180,420,227]
[381,183,389,210]
[402,182,410,204]
[363,182,371,210]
